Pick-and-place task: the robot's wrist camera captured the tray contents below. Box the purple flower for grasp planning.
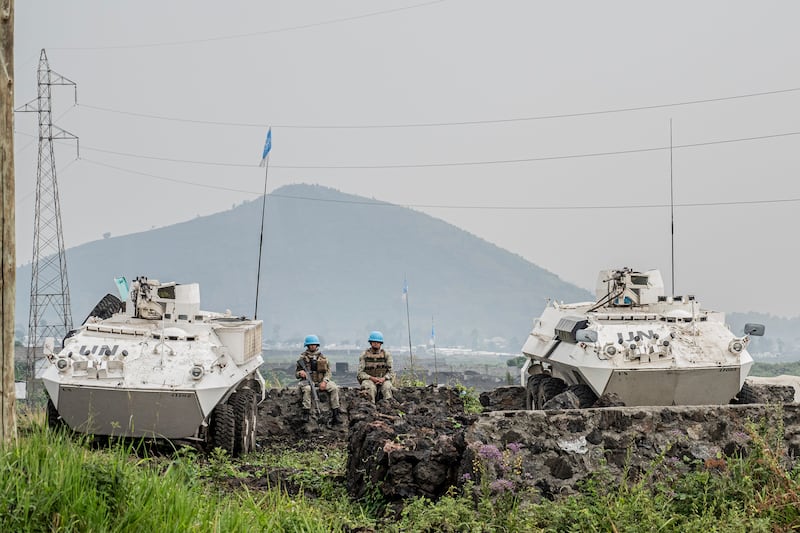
[506,442,522,454]
[489,479,514,493]
[478,444,503,462]
[732,431,750,443]
[461,473,472,481]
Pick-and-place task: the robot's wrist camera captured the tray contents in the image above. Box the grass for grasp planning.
[2,412,372,532]
[4,406,800,532]
[751,360,800,377]
[453,383,483,414]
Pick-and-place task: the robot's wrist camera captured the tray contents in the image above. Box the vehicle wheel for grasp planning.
[733,382,758,404]
[210,403,235,455]
[542,390,580,410]
[231,390,257,455]
[248,398,258,451]
[536,377,566,409]
[566,384,598,408]
[526,374,549,410]
[82,293,123,324]
[46,398,65,430]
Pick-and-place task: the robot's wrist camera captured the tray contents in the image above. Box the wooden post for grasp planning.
[0,0,16,444]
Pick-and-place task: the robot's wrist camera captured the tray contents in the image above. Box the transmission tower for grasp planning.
[16,49,78,401]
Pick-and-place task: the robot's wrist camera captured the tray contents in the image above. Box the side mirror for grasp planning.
[744,323,765,337]
[43,337,55,356]
[576,329,598,343]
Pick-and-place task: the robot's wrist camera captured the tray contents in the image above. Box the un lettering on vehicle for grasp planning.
[616,330,656,343]
[79,344,120,356]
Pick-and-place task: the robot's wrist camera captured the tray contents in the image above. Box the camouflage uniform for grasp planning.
[296,349,340,410]
[357,347,395,402]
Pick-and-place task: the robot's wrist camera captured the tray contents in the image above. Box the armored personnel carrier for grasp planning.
[41,276,265,456]
[521,268,764,409]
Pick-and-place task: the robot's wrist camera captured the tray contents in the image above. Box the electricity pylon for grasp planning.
[16,49,77,401]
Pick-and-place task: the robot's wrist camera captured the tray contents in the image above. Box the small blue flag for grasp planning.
[402,279,408,301]
[259,128,272,167]
[114,277,129,301]
[430,323,435,345]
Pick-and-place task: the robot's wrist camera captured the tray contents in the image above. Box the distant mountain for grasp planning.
[16,184,591,349]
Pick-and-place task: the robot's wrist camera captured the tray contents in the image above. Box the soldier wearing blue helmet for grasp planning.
[296,334,341,424]
[357,331,395,403]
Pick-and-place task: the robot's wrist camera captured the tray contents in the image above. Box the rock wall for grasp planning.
[465,403,800,500]
[257,386,357,447]
[346,387,473,501]
[256,382,800,505]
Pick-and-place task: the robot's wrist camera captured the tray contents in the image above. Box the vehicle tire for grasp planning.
[536,377,566,409]
[542,390,580,410]
[566,384,598,408]
[210,403,235,455]
[231,390,257,455]
[526,374,549,410]
[82,293,123,324]
[46,398,65,430]
[248,396,258,452]
[733,382,758,404]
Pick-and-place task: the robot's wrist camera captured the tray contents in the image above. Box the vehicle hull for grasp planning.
[520,268,763,408]
[41,276,265,455]
[53,384,205,438]
[599,366,744,406]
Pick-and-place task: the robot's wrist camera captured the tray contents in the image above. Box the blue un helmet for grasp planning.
[368,331,384,343]
[304,334,320,347]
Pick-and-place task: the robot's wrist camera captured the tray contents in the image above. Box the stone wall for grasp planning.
[465,403,800,500]
[256,382,800,505]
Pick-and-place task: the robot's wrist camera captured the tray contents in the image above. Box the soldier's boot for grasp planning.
[302,409,311,422]
[331,408,342,425]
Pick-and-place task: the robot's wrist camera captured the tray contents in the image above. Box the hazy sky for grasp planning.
[12,1,800,317]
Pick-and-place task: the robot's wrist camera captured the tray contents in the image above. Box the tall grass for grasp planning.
[6,408,800,532]
[1,414,359,532]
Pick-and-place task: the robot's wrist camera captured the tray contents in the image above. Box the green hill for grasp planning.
[16,184,592,348]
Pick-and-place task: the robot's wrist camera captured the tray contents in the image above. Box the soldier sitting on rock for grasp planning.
[296,335,342,424]
[357,331,395,403]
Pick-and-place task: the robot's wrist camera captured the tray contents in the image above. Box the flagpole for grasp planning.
[404,278,414,371]
[431,316,438,386]
[254,156,269,320]
[255,128,272,320]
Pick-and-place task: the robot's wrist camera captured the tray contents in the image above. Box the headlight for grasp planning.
[728,339,744,354]
[55,358,70,372]
[604,344,617,356]
[189,365,204,380]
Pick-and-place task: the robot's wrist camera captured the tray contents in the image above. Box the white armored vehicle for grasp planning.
[41,276,265,455]
[522,268,765,409]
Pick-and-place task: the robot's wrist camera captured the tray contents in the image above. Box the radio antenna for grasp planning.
[669,119,675,297]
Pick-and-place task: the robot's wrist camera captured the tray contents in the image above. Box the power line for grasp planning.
[13,105,77,156]
[79,157,800,211]
[70,128,800,169]
[78,86,800,129]
[52,0,445,51]
[82,159,257,194]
